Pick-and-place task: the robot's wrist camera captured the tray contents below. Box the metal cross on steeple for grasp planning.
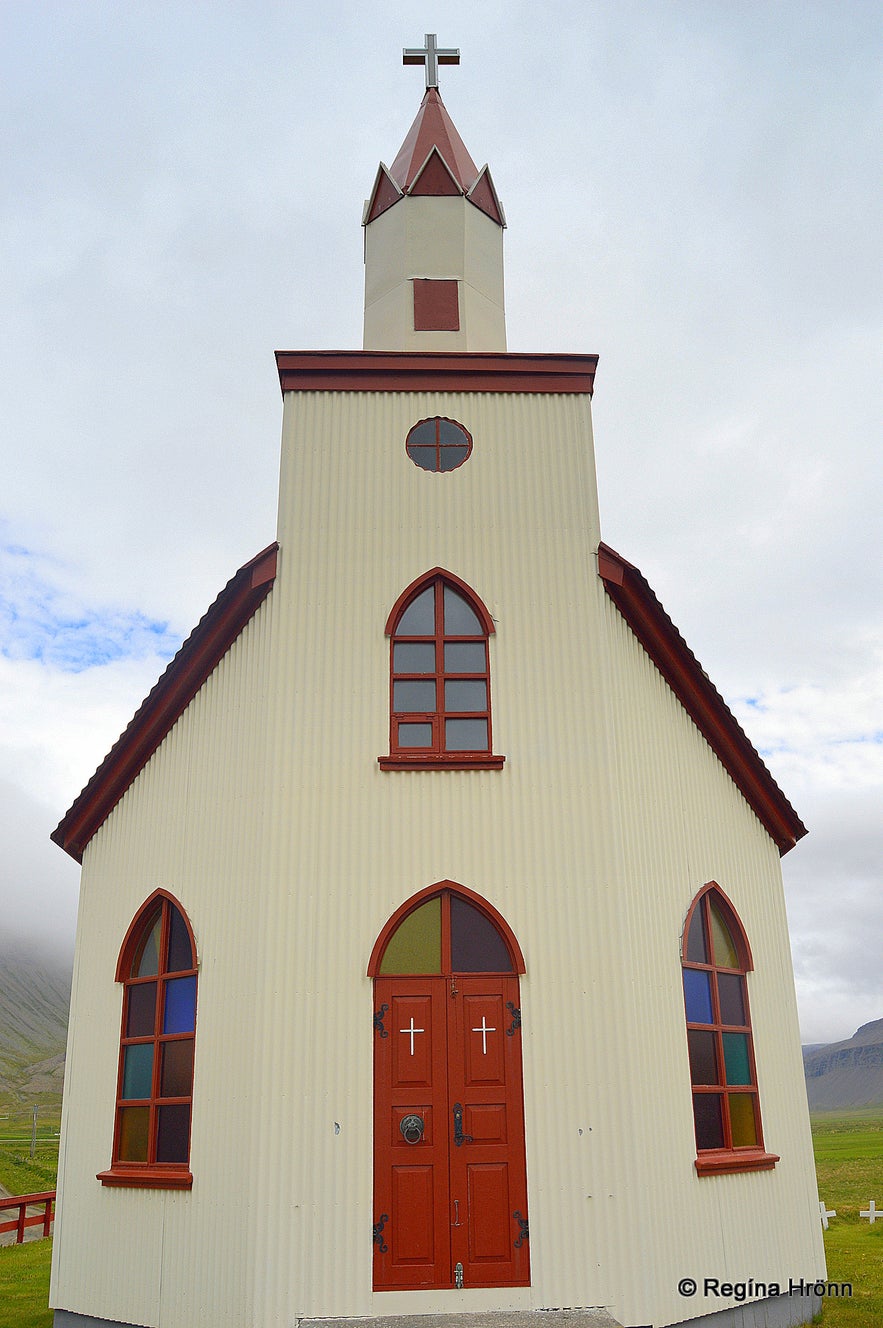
[403,33,460,90]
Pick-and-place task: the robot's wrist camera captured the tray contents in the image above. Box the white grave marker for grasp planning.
[819,1200,836,1229]
[860,1200,879,1224]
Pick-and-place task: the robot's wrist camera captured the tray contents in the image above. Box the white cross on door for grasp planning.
[472,1016,496,1055]
[399,1017,424,1056]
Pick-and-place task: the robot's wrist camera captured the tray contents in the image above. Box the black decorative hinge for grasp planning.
[374,1003,389,1038]
[506,1002,521,1037]
[513,1210,529,1248]
[453,1102,473,1147]
[373,1213,389,1252]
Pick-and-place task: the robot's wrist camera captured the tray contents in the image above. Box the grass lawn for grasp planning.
[813,1110,883,1326]
[0,1239,53,1328]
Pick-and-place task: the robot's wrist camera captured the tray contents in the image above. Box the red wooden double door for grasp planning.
[373,973,529,1290]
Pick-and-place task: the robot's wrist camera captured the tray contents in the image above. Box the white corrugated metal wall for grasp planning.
[51,386,822,1328]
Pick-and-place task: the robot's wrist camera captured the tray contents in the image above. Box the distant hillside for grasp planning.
[0,939,72,1113]
[804,1019,883,1110]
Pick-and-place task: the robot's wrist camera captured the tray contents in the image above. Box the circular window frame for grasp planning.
[405,417,473,473]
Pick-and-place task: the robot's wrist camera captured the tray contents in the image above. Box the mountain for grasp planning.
[0,938,72,1113]
[803,1019,883,1110]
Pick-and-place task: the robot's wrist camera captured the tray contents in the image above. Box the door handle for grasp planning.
[452,1102,473,1147]
[452,1199,461,1227]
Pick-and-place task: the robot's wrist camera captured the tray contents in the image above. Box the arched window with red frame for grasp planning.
[98,890,198,1189]
[681,884,778,1175]
[378,570,505,771]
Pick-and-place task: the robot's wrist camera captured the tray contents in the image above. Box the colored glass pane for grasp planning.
[122,1044,154,1100]
[693,1094,724,1150]
[685,907,707,964]
[380,897,442,975]
[444,680,487,712]
[687,1030,718,1085]
[444,642,485,672]
[445,718,488,751]
[444,586,482,635]
[709,900,739,968]
[163,976,197,1035]
[394,680,436,711]
[132,911,161,977]
[398,587,434,634]
[728,1094,758,1147]
[394,643,436,672]
[161,1040,195,1098]
[683,969,713,1024]
[156,1104,191,1163]
[167,905,193,974]
[723,1032,752,1086]
[450,897,513,972]
[118,1106,150,1162]
[126,982,157,1037]
[718,973,745,1026]
[398,722,432,748]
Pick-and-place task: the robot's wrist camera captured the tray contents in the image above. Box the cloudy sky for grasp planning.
[1,1,880,1045]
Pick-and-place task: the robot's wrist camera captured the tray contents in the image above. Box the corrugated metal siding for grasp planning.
[52,387,822,1328]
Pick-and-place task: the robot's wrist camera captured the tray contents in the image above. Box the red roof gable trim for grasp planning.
[276,350,598,396]
[467,165,506,227]
[364,162,403,225]
[51,543,279,864]
[597,543,807,855]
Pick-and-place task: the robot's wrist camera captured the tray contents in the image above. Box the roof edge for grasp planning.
[275,350,598,395]
[51,543,279,863]
[597,542,807,855]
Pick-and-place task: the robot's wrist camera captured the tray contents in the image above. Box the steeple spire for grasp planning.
[362,36,507,352]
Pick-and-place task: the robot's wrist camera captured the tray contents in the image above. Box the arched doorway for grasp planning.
[369,883,529,1291]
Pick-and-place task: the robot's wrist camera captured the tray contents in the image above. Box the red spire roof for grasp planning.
[366,88,504,227]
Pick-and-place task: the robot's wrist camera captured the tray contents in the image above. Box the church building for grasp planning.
[50,36,825,1328]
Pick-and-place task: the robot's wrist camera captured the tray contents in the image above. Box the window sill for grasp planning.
[97,1167,193,1190]
[694,1149,779,1176]
[378,754,506,771]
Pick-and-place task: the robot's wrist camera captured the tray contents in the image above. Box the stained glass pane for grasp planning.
[163,976,197,1035]
[683,969,713,1024]
[394,680,436,711]
[118,1106,150,1162]
[398,722,432,748]
[445,680,487,712]
[439,446,468,472]
[167,905,193,974]
[156,1104,191,1163]
[397,587,435,634]
[709,900,739,968]
[729,1093,758,1147]
[693,1093,724,1150]
[132,911,161,977]
[444,587,482,635]
[445,718,488,751]
[161,1040,195,1098]
[394,643,436,673]
[444,642,485,672]
[687,1030,718,1085]
[723,1032,752,1086]
[379,897,441,974]
[718,973,745,1026]
[126,982,157,1038]
[451,897,513,972]
[122,1044,154,1100]
[685,907,707,964]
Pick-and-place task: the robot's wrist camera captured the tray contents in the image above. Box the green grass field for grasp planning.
[0,1113,880,1327]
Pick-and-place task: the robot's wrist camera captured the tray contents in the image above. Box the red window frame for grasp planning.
[405,416,472,472]
[97,890,197,1189]
[378,570,505,771]
[682,884,778,1176]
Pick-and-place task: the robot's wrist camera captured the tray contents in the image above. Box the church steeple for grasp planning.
[362,35,506,352]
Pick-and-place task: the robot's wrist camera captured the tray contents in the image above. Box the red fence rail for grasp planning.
[0,1191,56,1244]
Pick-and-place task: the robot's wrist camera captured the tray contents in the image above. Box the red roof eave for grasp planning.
[275,350,598,396]
[51,543,278,864]
[597,543,807,855]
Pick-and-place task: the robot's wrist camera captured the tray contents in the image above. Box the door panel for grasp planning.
[374,973,529,1290]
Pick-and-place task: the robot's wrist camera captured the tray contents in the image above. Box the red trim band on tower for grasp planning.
[275,351,598,396]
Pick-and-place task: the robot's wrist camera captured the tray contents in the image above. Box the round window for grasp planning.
[405,417,472,473]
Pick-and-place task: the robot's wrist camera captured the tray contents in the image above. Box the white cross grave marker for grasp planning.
[472,1016,496,1055]
[860,1200,879,1224]
[819,1200,836,1229]
[399,1017,424,1056]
